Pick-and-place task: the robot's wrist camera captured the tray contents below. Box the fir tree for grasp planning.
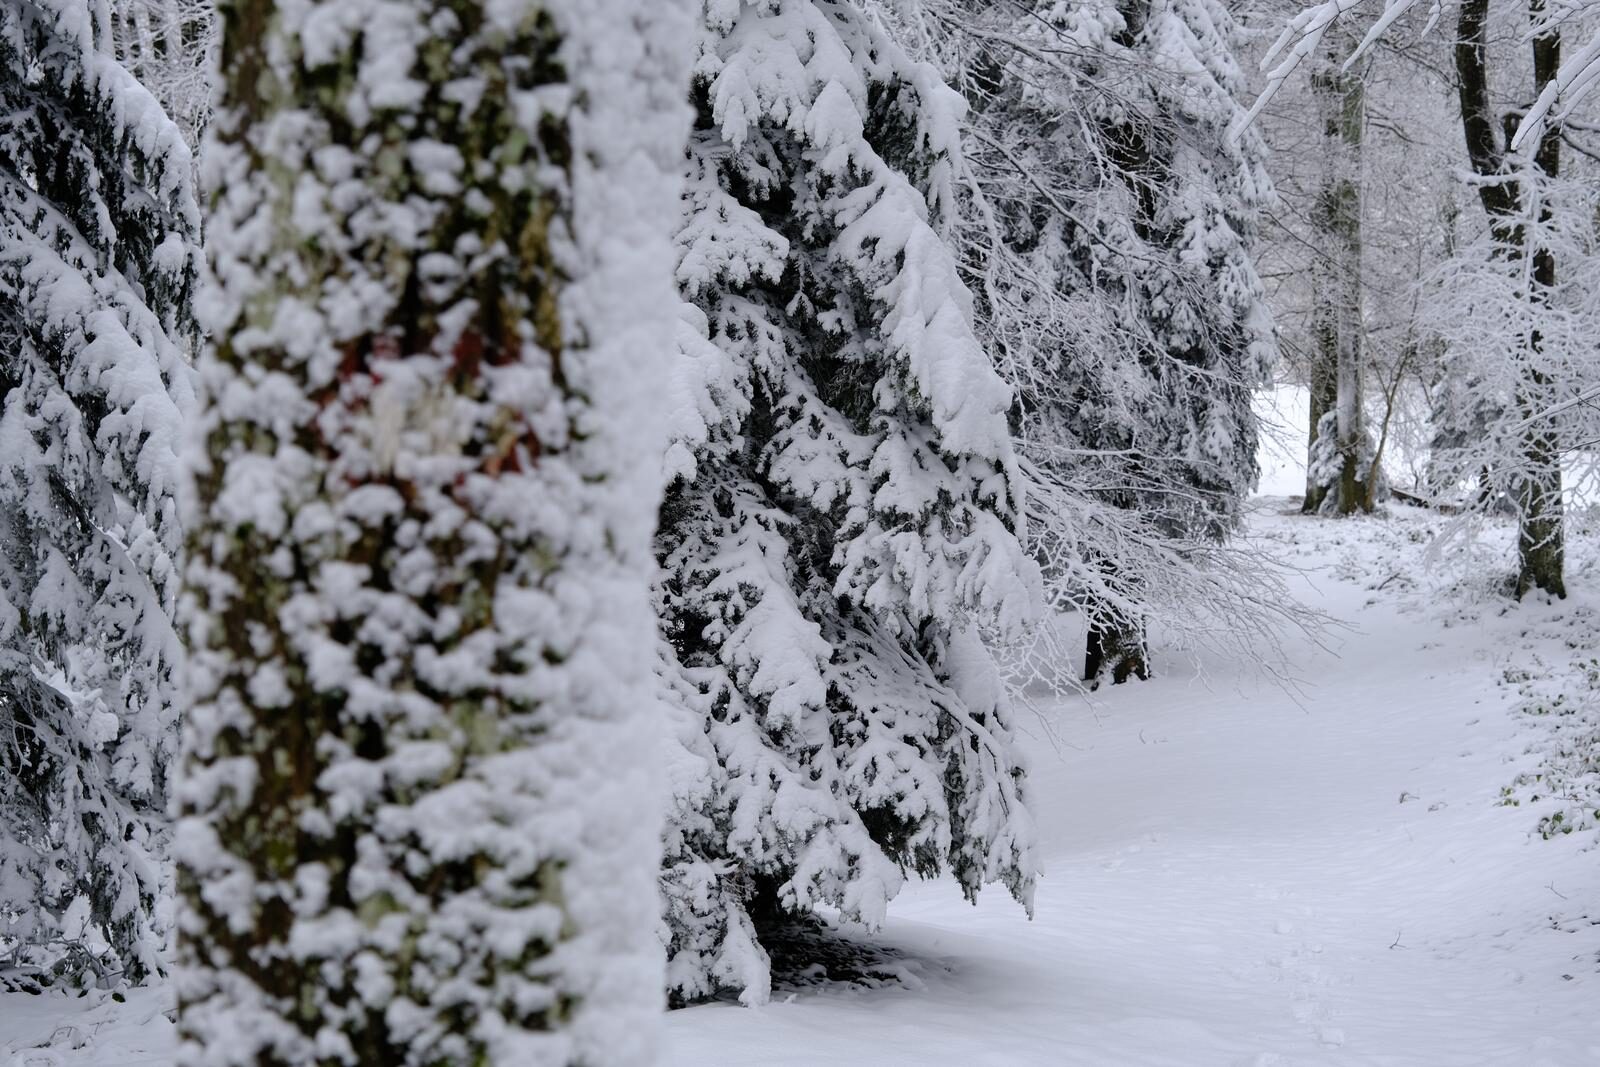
[918,0,1274,685]
[175,0,690,1062]
[657,0,1040,1006]
[0,0,198,987]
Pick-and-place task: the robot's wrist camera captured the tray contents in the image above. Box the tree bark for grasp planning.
[1084,609,1150,687]
[1307,28,1371,515]
[1455,0,1566,597]
[178,1,685,1061]
[1517,0,1566,597]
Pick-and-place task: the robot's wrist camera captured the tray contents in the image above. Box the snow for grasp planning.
[6,500,1600,1063]
[1255,383,1310,497]
[1,987,174,1067]
[660,500,1600,1065]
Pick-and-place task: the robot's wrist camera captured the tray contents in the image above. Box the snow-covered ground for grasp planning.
[5,500,1599,1066]
[0,985,172,1066]
[664,501,1600,1066]
[1254,384,1312,498]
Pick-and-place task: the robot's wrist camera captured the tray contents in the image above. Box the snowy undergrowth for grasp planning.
[1502,648,1600,840]
[1259,498,1600,848]
[1492,595,1600,843]
[1261,497,1600,985]
[0,986,171,1067]
[1486,512,1600,849]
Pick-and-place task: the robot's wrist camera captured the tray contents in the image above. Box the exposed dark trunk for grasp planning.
[1085,612,1150,687]
[1517,0,1566,597]
[1454,0,1566,597]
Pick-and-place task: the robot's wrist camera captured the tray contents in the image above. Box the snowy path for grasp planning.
[666,504,1600,1066]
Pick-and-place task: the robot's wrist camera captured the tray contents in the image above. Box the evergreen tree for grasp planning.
[657,0,1040,1006]
[0,0,198,987]
[915,0,1274,685]
[175,0,689,1062]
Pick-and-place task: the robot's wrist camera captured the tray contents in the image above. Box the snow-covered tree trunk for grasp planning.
[1089,0,1272,681]
[1303,346,1336,512]
[1454,0,1565,597]
[1517,0,1565,598]
[1084,600,1151,686]
[175,0,690,1062]
[0,0,198,988]
[1305,26,1371,515]
[1081,0,1160,686]
[656,0,1039,1007]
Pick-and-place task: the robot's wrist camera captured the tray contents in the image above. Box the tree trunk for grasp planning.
[1075,0,1157,686]
[1455,0,1566,597]
[1307,28,1371,515]
[1517,0,1566,597]
[1303,348,1335,513]
[1084,611,1150,687]
[178,1,687,1062]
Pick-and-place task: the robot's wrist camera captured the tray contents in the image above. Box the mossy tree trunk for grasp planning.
[177,1,688,1063]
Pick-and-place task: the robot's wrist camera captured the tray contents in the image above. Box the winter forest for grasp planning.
[2,0,1600,1062]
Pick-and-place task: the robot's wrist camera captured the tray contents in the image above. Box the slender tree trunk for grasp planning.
[1455,0,1566,597]
[1518,0,1566,597]
[1307,28,1371,515]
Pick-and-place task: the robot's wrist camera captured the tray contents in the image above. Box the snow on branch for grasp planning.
[1233,0,1372,137]
[1515,24,1600,149]
[1244,0,1600,150]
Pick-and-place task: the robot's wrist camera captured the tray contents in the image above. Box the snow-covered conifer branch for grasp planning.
[0,0,198,988]
[657,0,1041,1007]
